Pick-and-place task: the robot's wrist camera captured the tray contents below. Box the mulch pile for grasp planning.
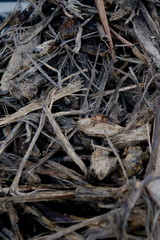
[0,0,160,239]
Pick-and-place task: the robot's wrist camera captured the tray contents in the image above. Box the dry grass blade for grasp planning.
[0,122,23,155]
[105,133,127,181]
[6,202,24,240]
[22,7,60,44]
[110,27,146,62]
[59,0,83,18]
[0,81,83,126]
[26,128,78,174]
[0,191,75,203]
[44,105,87,175]
[46,160,86,184]
[29,212,115,240]
[0,100,43,126]
[10,113,46,193]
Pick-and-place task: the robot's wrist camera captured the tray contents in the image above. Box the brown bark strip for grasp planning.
[95,0,115,59]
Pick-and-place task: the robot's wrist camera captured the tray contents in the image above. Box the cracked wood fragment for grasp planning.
[77,117,149,147]
[77,117,123,138]
[133,16,160,68]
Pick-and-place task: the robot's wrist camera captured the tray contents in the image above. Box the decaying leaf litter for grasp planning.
[0,0,160,239]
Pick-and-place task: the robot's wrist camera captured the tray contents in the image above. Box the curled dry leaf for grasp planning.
[9,74,46,100]
[122,146,149,176]
[89,148,117,180]
[0,34,51,99]
[1,37,55,99]
[1,34,39,93]
[32,39,56,57]
[59,16,78,40]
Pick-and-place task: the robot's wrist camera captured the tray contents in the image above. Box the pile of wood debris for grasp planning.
[0,0,160,239]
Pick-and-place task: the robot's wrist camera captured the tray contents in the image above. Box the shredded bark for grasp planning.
[0,0,160,239]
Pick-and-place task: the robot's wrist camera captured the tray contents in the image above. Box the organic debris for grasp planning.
[0,0,160,239]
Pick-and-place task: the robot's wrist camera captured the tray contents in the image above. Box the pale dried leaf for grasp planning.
[1,36,39,92]
[122,146,149,176]
[89,148,117,180]
[32,39,55,57]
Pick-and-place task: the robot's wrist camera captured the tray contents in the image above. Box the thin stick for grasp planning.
[33,212,114,240]
[105,133,128,181]
[95,0,115,59]
[110,27,146,61]
[0,122,23,155]
[90,83,144,97]
[27,129,77,173]
[10,112,46,193]
[44,105,87,175]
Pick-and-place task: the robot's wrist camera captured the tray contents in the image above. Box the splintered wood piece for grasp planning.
[111,124,150,148]
[133,16,160,69]
[89,147,117,180]
[77,117,149,147]
[0,100,43,126]
[77,117,123,138]
[76,185,121,201]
